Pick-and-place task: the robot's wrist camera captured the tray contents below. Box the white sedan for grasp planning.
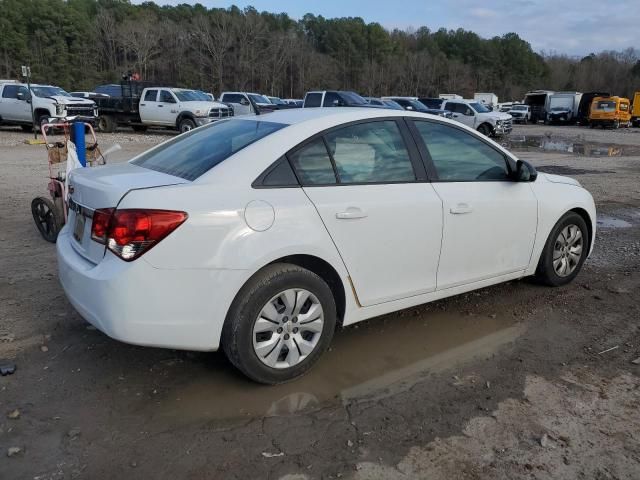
[57,108,595,384]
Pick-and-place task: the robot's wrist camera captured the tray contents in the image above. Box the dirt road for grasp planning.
[1,124,639,479]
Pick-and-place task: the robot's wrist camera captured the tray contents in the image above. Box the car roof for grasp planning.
[238,106,429,125]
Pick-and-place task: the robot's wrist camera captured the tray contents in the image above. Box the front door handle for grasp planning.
[450,203,473,214]
[158,104,164,107]
[140,103,146,107]
[336,207,368,220]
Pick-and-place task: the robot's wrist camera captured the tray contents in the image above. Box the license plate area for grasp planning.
[73,212,86,243]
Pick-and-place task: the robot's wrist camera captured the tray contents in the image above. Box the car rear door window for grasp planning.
[2,85,19,98]
[412,121,509,182]
[288,138,336,185]
[144,90,158,102]
[324,121,415,184]
[304,93,322,107]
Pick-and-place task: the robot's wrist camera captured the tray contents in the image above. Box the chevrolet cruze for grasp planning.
[57,108,596,383]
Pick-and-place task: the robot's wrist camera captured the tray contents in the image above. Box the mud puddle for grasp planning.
[150,310,523,424]
[597,215,632,228]
[503,135,640,157]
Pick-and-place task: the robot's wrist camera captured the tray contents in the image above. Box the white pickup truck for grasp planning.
[441,99,513,136]
[95,85,233,133]
[0,82,97,131]
[219,92,275,116]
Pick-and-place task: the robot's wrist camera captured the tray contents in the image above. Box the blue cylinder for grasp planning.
[73,122,86,167]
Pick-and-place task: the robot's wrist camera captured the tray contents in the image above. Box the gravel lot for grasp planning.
[0,123,639,479]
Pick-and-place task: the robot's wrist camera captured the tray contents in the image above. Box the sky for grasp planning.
[136,0,640,56]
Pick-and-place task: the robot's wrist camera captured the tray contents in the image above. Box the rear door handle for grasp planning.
[157,105,164,107]
[336,207,368,220]
[450,203,473,214]
[140,103,146,106]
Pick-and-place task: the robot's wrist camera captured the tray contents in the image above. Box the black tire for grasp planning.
[477,123,492,136]
[613,120,620,129]
[31,196,63,243]
[97,115,116,133]
[36,114,49,133]
[535,212,589,287]
[178,117,196,133]
[589,122,595,129]
[131,125,148,133]
[222,263,337,384]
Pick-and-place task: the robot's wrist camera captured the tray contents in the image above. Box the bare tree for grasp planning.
[118,13,161,79]
[193,11,234,93]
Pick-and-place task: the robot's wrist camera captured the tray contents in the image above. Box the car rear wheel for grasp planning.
[222,263,337,384]
[97,115,116,133]
[535,212,589,287]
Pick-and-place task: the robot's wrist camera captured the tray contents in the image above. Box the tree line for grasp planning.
[1,0,639,102]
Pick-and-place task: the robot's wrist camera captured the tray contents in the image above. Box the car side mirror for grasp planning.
[240,98,249,106]
[17,92,29,102]
[465,108,473,116]
[514,159,538,182]
[406,105,414,110]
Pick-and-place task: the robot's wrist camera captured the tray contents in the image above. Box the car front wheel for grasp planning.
[536,212,589,286]
[222,263,337,384]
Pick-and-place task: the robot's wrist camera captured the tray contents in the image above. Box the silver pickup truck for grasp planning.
[0,82,97,131]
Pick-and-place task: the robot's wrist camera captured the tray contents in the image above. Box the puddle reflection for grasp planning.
[152,311,524,423]
[503,135,639,157]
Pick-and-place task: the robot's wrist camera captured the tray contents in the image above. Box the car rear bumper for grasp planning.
[56,226,246,351]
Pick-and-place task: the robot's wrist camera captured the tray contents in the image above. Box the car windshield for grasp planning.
[172,89,205,102]
[31,86,71,98]
[131,119,286,181]
[469,102,490,113]
[406,99,428,111]
[249,94,271,104]
[511,105,527,111]
[268,97,286,105]
[341,91,368,105]
[595,101,616,111]
[551,107,569,111]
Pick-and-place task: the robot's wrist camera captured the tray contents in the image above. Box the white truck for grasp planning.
[473,93,499,110]
[523,90,555,123]
[0,81,97,131]
[219,92,275,116]
[439,93,463,100]
[441,98,513,136]
[94,83,233,133]
[546,92,583,124]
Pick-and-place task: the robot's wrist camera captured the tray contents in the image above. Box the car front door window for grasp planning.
[414,121,509,181]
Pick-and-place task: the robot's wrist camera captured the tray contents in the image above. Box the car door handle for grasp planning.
[336,207,368,220]
[452,113,459,118]
[140,103,146,106]
[450,203,473,214]
[157,105,164,107]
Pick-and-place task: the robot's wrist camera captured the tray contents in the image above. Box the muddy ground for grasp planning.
[0,123,639,479]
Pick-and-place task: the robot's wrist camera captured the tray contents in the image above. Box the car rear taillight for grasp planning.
[91,208,114,244]
[91,209,188,261]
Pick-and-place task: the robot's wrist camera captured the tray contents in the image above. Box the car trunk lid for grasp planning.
[67,162,188,264]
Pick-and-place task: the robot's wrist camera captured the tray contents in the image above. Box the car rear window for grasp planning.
[131,119,286,181]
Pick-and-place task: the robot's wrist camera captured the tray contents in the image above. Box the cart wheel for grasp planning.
[31,197,62,243]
